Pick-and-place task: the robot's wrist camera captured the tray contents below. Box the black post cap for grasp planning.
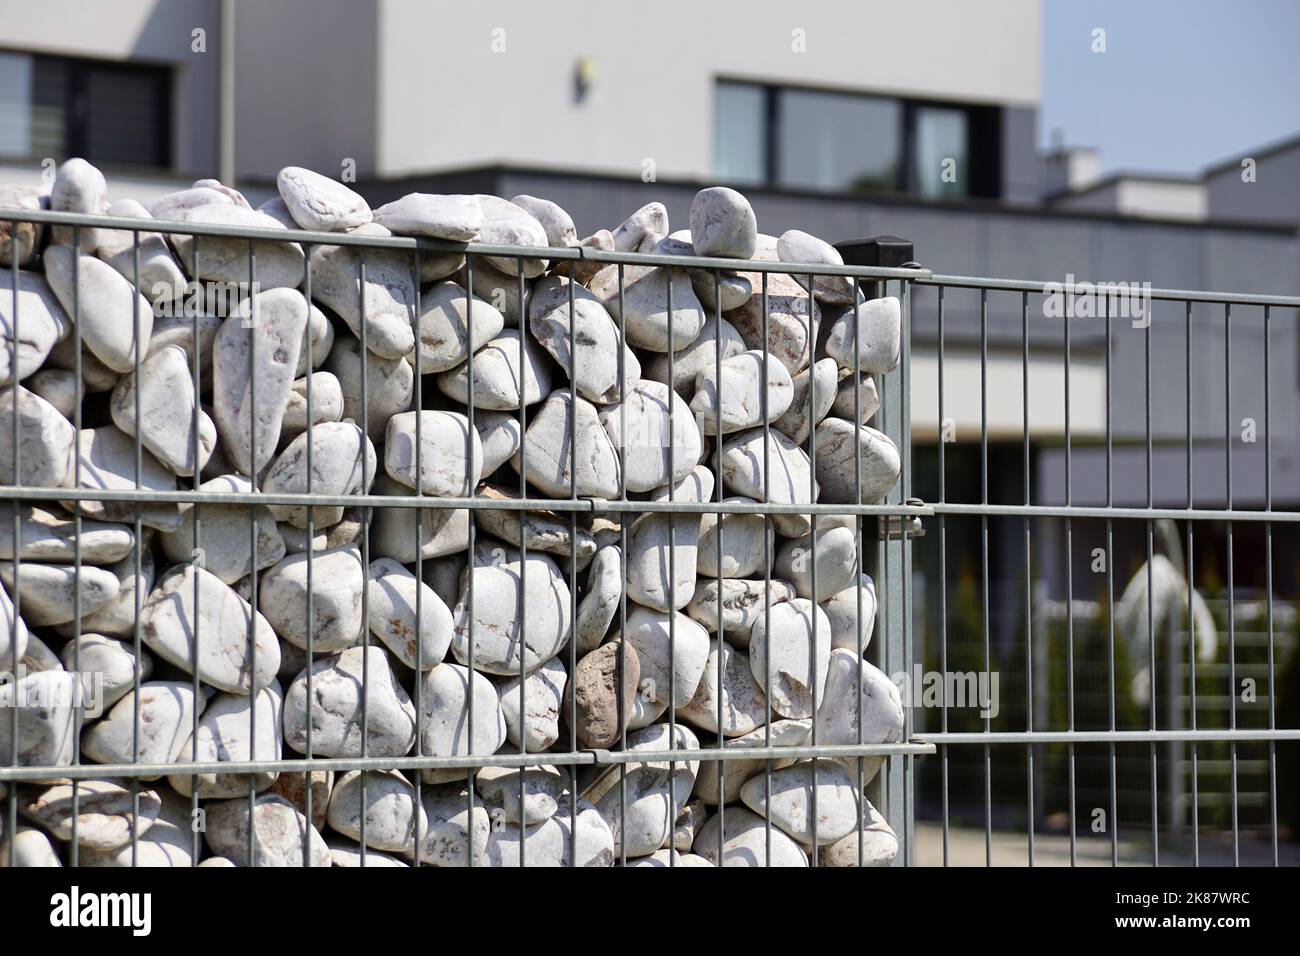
[833,235,914,268]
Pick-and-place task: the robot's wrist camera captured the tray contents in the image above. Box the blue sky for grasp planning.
[1041,0,1300,175]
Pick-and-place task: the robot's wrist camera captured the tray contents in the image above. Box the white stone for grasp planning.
[0,560,119,626]
[21,779,160,851]
[369,474,470,563]
[0,385,74,488]
[574,545,621,655]
[693,807,808,867]
[693,717,810,806]
[22,369,77,418]
[726,270,819,377]
[277,166,371,231]
[623,603,710,707]
[823,573,877,652]
[263,421,377,529]
[171,203,305,290]
[414,280,504,372]
[0,505,133,565]
[773,357,839,446]
[477,764,565,826]
[686,577,796,643]
[591,265,704,352]
[281,371,345,435]
[372,193,483,241]
[111,345,216,476]
[486,796,613,867]
[450,542,572,677]
[598,379,700,493]
[0,670,80,768]
[475,410,523,479]
[813,418,901,504]
[67,426,180,532]
[0,271,67,386]
[366,556,453,670]
[259,544,367,652]
[0,185,47,268]
[139,564,280,694]
[59,633,151,709]
[777,230,856,305]
[588,724,699,859]
[324,332,413,437]
[308,223,415,359]
[97,199,188,306]
[749,598,832,720]
[831,369,881,425]
[159,475,284,584]
[475,195,549,277]
[510,195,576,247]
[739,759,859,847]
[825,296,902,374]
[774,525,860,601]
[820,799,898,867]
[716,427,817,532]
[495,655,566,751]
[815,649,904,784]
[517,390,621,499]
[641,316,747,397]
[690,349,793,435]
[0,827,62,867]
[678,638,767,738]
[419,662,505,762]
[204,795,330,868]
[384,410,482,496]
[83,680,207,767]
[612,202,668,253]
[49,158,108,248]
[283,645,417,757]
[168,683,283,798]
[528,275,640,404]
[626,510,699,613]
[690,187,757,259]
[436,328,550,410]
[326,770,425,853]
[696,499,771,579]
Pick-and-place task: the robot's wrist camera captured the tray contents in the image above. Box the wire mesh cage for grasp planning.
[0,201,1295,867]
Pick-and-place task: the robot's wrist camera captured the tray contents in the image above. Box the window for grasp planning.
[712,80,1000,201]
[0,51,171,169]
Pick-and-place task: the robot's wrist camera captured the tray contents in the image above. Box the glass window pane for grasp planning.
[85,67,167,167]
[776,89,900,193]
[0,53,34,157]
[714,81,766,185]
[915,106,968,199]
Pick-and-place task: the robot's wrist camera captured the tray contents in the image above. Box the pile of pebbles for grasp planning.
[0,160,905,867]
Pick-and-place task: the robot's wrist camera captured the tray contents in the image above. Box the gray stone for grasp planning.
[0,271,67,386]
[384,410,482,496]
[496,655,566,751]
[414,280,504,372]
[327,839,408,867]
[277,166,371,231]
[570,640,638,749]
[168,683,283,798]
[140,564,279,694]
[528,275,640,404]
[749,598,832,720]
[436,328,550,410]
[147,185,240,221]
[824,296,902,374]
[259,546,365,653]
[204,795,330,868]
[372,193,483,241]
[263,421,377,529]
[0,585,27,671]
[450,542,572,677]
[812,418,901,504]
[691,269,752,313]
[518,390,620,499]
[283,645,417,757]
[467,258,530,323]
[367,556,453,670]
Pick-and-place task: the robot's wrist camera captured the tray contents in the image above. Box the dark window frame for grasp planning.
[0,49,173,170]
[715,78,1002,200]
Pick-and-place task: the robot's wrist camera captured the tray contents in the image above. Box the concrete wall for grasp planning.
[0,0,220,175]
[1206,141,1300,226]
[374,0,1041,180]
